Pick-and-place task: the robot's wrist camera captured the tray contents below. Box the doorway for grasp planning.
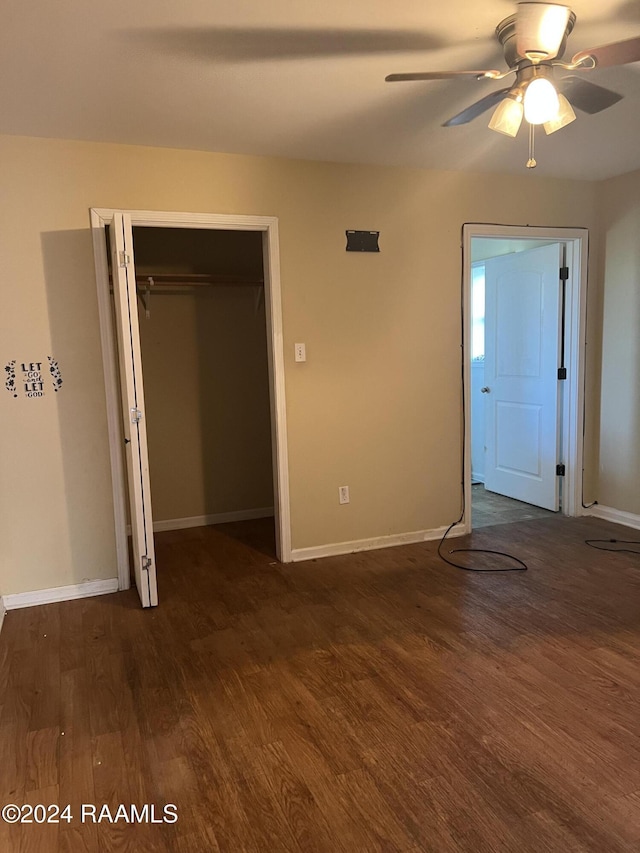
[462,225,588,532]
[91,209,291,607]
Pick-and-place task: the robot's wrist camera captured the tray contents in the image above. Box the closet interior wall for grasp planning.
[133,227,274,529]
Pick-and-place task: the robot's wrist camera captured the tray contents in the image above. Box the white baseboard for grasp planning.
[587,504,640,531]
[290,522,467,563]
[152,506,274,533]
[2,578,119,611]
[0,598,5,634]
[471,473,485,484]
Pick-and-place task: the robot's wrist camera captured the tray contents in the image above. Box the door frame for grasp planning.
[90,208,292,591]
[462,223,589,531]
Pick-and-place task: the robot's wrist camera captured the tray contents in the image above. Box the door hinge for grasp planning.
[558,367,567,380]
[559,266,569,280]
[130,407,143,423]
[119,251,130,268]
[556,464,566,476]
[142,555,152,572]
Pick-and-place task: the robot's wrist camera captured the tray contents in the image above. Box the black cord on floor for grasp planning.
[585,538,640,554]
[438,518,528,572]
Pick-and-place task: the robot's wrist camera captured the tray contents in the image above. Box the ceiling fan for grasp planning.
[386,2,640,167]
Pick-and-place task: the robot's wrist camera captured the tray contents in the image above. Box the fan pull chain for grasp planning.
[526,123,537,168]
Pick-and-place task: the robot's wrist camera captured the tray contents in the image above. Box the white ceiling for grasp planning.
[2,0,639,179]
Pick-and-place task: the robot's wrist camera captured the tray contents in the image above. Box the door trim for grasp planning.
[90,208,292,591]
[462,224,589,531]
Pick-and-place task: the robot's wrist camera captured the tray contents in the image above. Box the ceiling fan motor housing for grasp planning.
[496,12,576,67]
[513,61,555,90]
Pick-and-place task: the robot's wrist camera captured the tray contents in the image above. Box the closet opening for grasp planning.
[134,225,275,545]
[92,209,291,607]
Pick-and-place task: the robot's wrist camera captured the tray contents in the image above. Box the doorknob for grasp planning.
[480,386,491,393]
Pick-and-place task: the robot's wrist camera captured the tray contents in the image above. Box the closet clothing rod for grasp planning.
[133,274,264,318]
[135,273,264,287]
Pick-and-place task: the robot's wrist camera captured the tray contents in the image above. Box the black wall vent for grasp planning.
[346,230,380,252]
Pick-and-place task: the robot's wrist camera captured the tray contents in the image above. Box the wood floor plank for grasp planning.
[247,740,340,853]
[334,767,418,851]
[24,728,59,793]
[20,784,60,853]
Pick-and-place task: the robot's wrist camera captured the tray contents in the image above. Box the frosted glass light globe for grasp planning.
[524,78,560,125]
[488,97,524,137]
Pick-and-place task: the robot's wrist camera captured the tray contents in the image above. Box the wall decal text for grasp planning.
[4,357,64,398]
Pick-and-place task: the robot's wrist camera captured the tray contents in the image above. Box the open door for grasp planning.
[483,243,563,511]
[109,213,158,607]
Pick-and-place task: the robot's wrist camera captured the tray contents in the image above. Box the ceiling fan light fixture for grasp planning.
[543,93,576,134]
[517,2,571,61]
[386,2,636,169]
[523,76,559,124]
[488,95,524,137]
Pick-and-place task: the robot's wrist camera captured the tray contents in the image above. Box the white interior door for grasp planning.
[483,243,563,511]
[109,213,158,607]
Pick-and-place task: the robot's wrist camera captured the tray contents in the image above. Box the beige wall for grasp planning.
[134,228,273,522]
[0,134,601,596]
[598,169,640,514]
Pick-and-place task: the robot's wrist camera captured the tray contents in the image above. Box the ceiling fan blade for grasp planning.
[571,35,640,69]
[442,88,511,127]
[516,2,572,61]
[386,70,500,82]
[558,76,623,114]
[128,27,447,63]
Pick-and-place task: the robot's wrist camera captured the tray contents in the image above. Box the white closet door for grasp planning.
[109,213,158,607]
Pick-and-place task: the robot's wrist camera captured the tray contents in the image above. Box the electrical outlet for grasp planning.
[339,485,350,504]
[294,343,306,362]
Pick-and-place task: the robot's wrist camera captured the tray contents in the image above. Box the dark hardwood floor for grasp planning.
[1,515,640,852]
